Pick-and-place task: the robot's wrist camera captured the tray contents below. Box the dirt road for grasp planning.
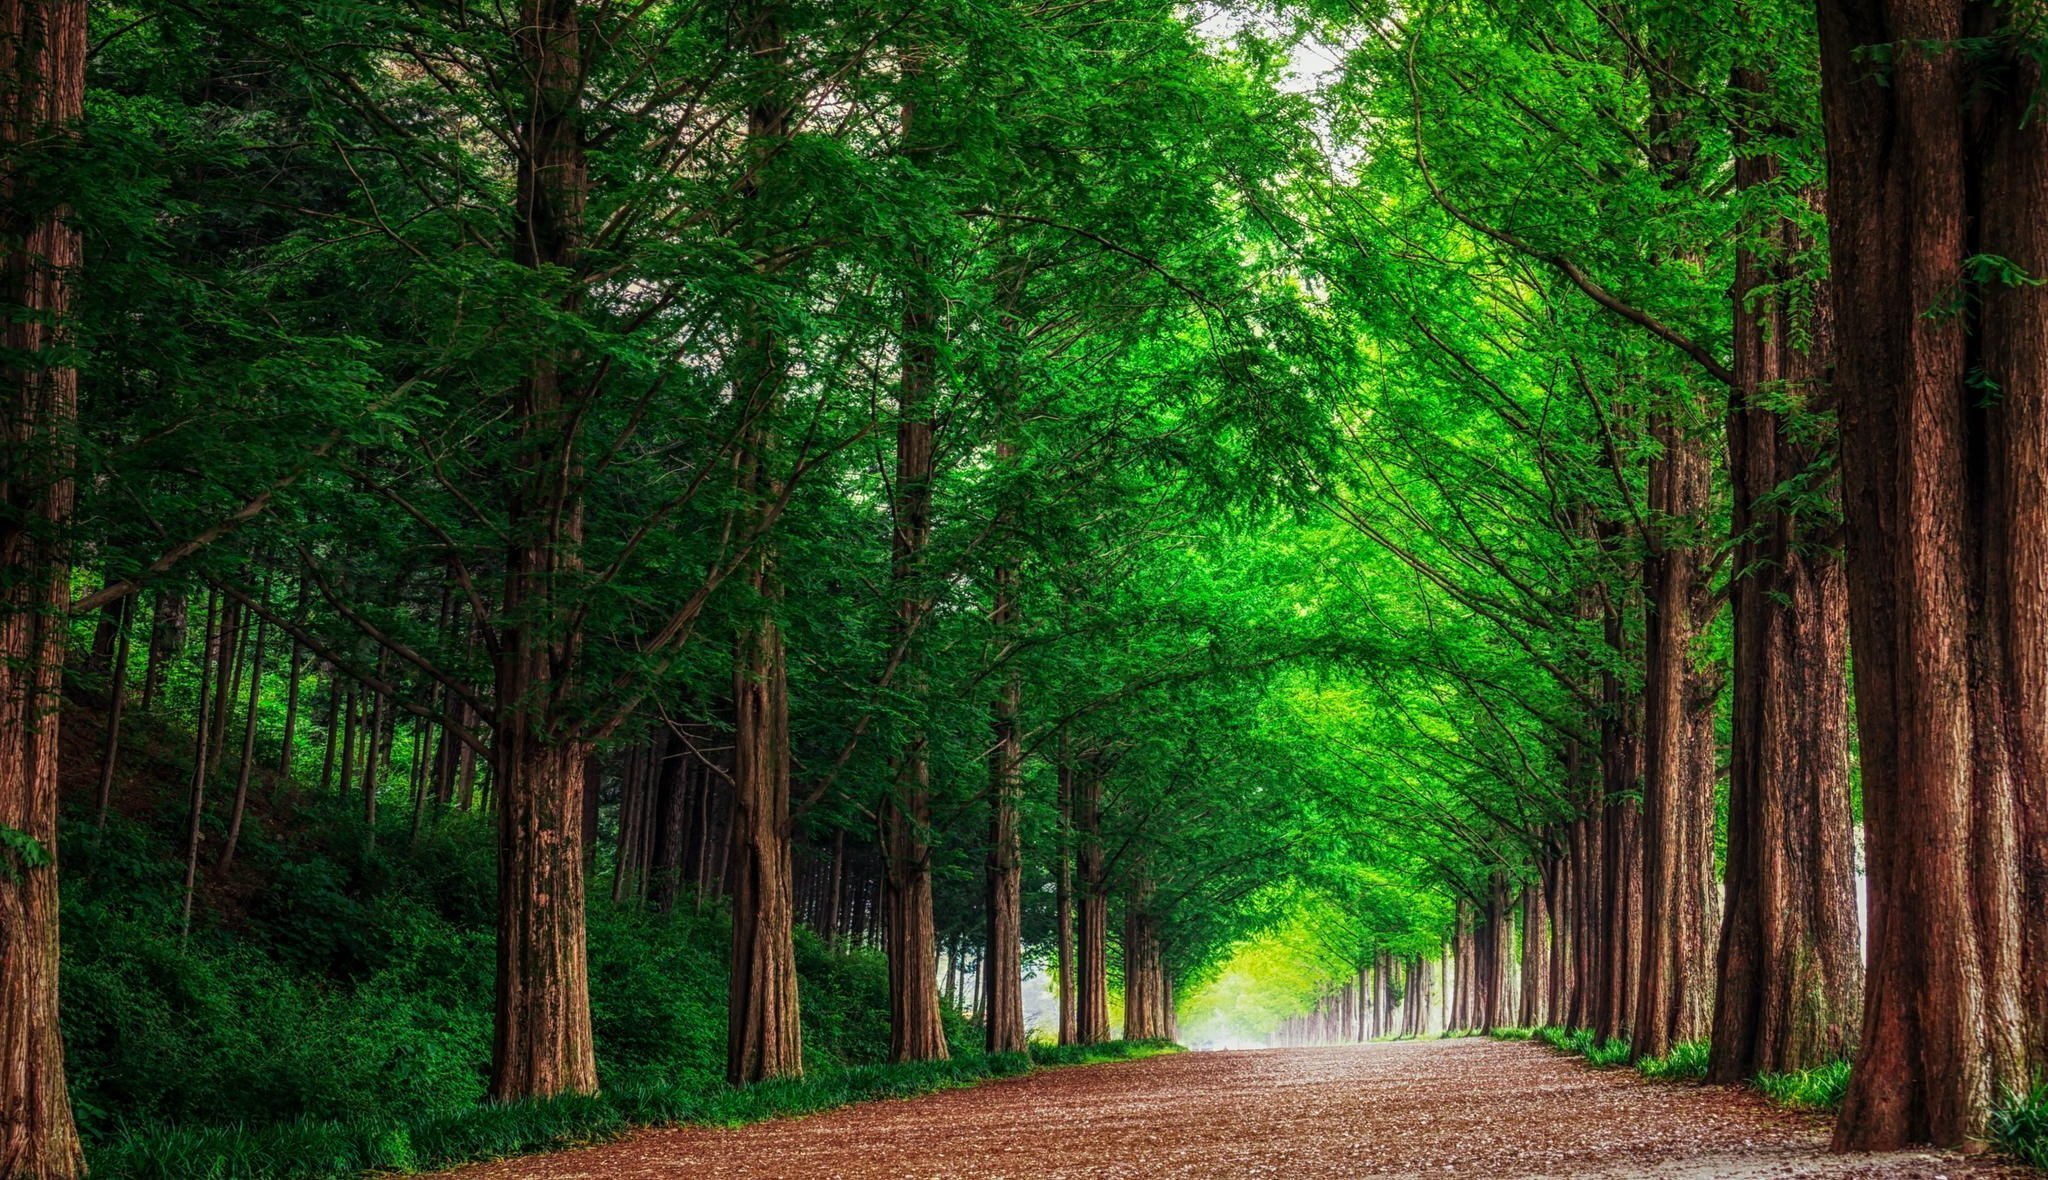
[444,1038,2028,1178]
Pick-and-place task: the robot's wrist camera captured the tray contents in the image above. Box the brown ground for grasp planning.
[443,1039,2033,1178]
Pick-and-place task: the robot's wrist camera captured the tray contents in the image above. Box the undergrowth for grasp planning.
[1755,1060,1851,1112]
[1992,1084,2048,1170]
[1636,1040,1709,1081]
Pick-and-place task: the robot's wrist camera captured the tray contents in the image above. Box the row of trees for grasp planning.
[1,2,1347,1175]
[1254,0,2044,1155]
[4,0,2044,1172]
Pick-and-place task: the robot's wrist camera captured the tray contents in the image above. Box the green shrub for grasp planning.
[1489,1026,1534,1041]
[1992,1083,2048,1170]
[61,797,1005,1173]
[1757,1060,1852,1111]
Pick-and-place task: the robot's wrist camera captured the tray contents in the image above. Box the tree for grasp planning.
[1816,0,2047,1149]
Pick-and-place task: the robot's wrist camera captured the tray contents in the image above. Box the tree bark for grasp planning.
[488,0,598,1103]
[982,552,1026,1054]
[1709,78,1861,1083]
[1816,0,2046,1148]
[878,44,949,1065]
[0,7,86,1167]
[1633,407,1720,1061]
[1074,762,1111,1045]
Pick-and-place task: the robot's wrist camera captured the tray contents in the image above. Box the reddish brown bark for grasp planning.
[1074,763,1111,1045]
[723,0,803,1077]
[0,10,85,1165]
[1633,408,1720,1061]
[488,0,598,1103]
[982,603,1025,1054]
[1709,82,1861,1084]
[1817,0,2047,1149]
[1122,877,1170,1041]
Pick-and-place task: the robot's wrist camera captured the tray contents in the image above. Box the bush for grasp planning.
[1993,1084,2048,1170]
[1756,1060,1852,1111]
[60,798,995,1173]
[1489,1026,1534,1041]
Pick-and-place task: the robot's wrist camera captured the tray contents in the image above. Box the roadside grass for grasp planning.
[1755,1060,1851,1112]
[1635,1041,1709,1081]
[95,1040,1178,1180]
[1992,1083,2048,1170]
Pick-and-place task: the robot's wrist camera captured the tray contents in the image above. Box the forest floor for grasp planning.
[440,1038,2031,1178]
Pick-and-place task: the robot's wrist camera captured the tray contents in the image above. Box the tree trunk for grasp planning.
[1631,405,1720,1062]
[724,0,802,1085]
[1709,80,1861,1084]
[179,591,222,941]
[92,598,131,828]
[218,609,268,872]
[1074,763,1111,1045]
[1122,877,1168,1041]
[1816,0,2046,1148]
[0,6,86,1169]
[982,571,1026,1053]
[1055,757,1077,1046]
[488,0,598,1104]
[878,45,948,1065]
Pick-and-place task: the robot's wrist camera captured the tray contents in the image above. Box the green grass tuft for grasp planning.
[1488,1026,1535,1041]
[1992,1083,2048,1171]
[1756,1060,1852,1111]
[1636,1040,1709,1081]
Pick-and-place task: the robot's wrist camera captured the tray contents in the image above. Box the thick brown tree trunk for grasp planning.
[875,46,948,1064]
[0,7,85,1164]
[1708,83,1861,1084]
[1633,409,1720,1061]
[728,615,801,1081]
[724,0,802,1086]
[1122,877,1168,1041]
[489,0,598,1104]
[1817,0,2046,1148]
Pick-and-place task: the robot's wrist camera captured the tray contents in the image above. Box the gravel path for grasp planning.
[443,1039,2031,1178]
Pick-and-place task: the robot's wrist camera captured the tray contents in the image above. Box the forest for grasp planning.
[1,0,2044,1176]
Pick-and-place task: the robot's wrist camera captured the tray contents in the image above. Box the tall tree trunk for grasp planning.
[1633,408,1719,1061]
[1709,75,1861,1083]
[92,597,131,827]
[879,45,948,1065]
[488,0,598,1104]
[982,553,1026,1054]
[179,591,221,939]
[1816,0,2046,1147]
[1074,763,1111,1045]
[1055,756,1077,1046]
[1122,876,1168,1041]
[725,0,802,1085]
[0,8,86,1165]
[218,610,268,872]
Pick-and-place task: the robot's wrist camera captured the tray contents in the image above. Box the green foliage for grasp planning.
[1993,1084,2048,1171]
[1532,1026,1630,1068]
[58,800,950,1170]
[1489,1027,1534,1041]
[1756,1061,1853,1111]
[1636,1041,1710,1082]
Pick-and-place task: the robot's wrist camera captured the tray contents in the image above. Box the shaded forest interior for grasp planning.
[2,1,2047,1178]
